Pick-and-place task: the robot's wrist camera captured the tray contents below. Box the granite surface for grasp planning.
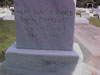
[5,43,79,75]
[14,0,75,50]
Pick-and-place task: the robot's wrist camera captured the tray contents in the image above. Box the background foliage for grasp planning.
[77,0,100,8]
[0,20,15,62]
[0,0,100,8]
[0,0,13,7]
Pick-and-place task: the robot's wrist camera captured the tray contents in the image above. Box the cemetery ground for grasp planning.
[89,17,100,27]
[0,18,100,74]
[0,18,100,62]
[0,20,15,62]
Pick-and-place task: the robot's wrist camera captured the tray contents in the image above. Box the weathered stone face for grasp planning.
[14,0,75,50]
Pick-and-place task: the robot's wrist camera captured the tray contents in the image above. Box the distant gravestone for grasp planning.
[86,9,90,13]
[14,0,75,51]
[5,0,79,75]
[98,6,100,9]
[99,14,100,19]
[93,9,100,14]
[81,13,90,18]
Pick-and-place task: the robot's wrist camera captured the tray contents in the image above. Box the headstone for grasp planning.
[90,13,94,17]
[81,13,90,18]
[3,15,15,21]
[93,9,100,14]
[0,8,4,13]
[4,8,12,15]
[0,13,6,19]
[75,16,89,24]
[98,6,100,9]
[86,9,90,13]
[99,14,100,19]
[14,0,75,51]
[5,0,79,75]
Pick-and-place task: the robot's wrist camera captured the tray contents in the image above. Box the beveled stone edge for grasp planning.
[6,42,79,57]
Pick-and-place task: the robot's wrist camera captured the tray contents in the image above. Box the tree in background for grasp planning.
[77,0,85,7]
[0,0,13,7]
[94,0,100,7]
[0,0,5,6]
[77,0,99,8]
[0,0,100,8]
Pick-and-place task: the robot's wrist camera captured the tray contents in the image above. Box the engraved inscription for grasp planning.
[16,9,74,39]
[20,16,68,23]
[16,9,73,16]
[13,54,78,65]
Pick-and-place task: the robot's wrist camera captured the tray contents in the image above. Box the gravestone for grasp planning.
[93,9,100,14]
[5,0,79,75]
[15,0,75,51]
[98,6,100,9]
[86,9,90,13]
[81,13,90,18]
[99,14,100,19]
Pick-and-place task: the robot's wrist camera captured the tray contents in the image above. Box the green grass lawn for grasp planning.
[0,20,16,62]
[89,17,100,28]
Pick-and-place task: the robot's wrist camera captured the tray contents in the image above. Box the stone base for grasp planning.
[5,43,79,75]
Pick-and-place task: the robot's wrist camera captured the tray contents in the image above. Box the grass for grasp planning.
[0,20,16,62]
[89,17,100,28]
